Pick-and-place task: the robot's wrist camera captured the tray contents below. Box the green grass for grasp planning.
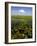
[11,15,32,24]
[11,15,32,39]
[11,15,32,20]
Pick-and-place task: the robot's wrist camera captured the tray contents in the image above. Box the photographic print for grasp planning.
[11,6,32,39]
[5,2,36,44]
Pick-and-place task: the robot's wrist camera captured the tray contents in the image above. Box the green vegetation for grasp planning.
[11,15,32,39]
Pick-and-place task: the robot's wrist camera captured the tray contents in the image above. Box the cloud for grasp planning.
[19,9,26,13]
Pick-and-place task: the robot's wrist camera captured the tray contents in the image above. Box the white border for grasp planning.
[8,3,35,43]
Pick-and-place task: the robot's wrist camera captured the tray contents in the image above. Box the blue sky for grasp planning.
[11,6,32,16]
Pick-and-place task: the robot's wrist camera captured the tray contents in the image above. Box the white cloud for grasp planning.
[19,9,26,13]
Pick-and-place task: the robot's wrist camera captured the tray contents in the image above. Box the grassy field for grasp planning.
[11,15,32,39]
[11,15,32,21]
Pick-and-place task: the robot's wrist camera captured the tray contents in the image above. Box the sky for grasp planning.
[11,6,32,16]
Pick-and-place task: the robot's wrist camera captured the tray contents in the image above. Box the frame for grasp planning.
[5,2,36,44]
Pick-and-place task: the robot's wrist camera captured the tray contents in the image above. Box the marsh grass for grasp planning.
[11,15,32,39]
